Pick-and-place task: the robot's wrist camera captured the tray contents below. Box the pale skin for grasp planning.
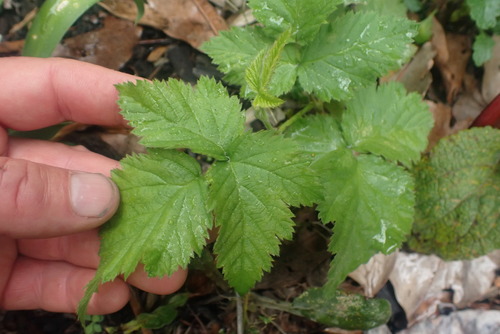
[0,57,187,314]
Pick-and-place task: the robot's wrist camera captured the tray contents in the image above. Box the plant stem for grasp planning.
[277,102,315,134]
[236,292,244,334]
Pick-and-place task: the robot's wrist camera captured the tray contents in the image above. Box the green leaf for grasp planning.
[248,0,342,43]
[317,149,414,289]
[202,27,274,87]
[298,11,417,101]
[466,0,500,30]
[409,127,500,260]
[285,114,346,157]
[22,0,100,57]
[246,28,292,108]
[357,0,408,17]
[293,287,391,330]
[117,77,244,160]
[203,27,299,99]
[133,0,146,24]
[207,131,321,293]
[78,149,211,319]
[342,82,434,167]
[472,32,495,66]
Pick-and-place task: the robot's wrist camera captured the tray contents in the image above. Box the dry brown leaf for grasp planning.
[433,32,471,103]
[382,42,435,95]
[482,35,500,104]
[52,15,142,70]
[100,0,227,49]
[0,39,24,55]
[425,100,468,150]
[431,17,448,65]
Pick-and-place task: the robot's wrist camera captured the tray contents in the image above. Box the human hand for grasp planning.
[0,57,187,314]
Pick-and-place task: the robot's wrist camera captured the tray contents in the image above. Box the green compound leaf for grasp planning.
[298,11,417,101]
[317,149,415,290]
[117,77,244,160]
[78,149,211,319]
[293,287,391,330]
[207,131,321,294]
[248,0,342,44]
[466,0,500,30]
[342,82,434,167]
[409,127,500,260]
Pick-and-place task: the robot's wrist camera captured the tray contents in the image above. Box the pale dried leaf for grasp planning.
[389,251,499,326]
[100,0,228,49]
[382,42,435,95]
[399,310,500,334]
[348,252,397,298]
[482,35,500,103]
[53,16,142,70]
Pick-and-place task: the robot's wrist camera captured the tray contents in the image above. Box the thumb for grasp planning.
[0,158,119,238]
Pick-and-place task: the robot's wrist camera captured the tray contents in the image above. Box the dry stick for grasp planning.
[191,0,219,35]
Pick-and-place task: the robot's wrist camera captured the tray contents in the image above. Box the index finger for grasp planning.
[0,57,139,131]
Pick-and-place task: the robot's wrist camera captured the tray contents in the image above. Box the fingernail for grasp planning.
[70,173,117,218]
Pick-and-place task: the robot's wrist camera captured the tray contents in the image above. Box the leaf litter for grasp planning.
[0,0,499,333]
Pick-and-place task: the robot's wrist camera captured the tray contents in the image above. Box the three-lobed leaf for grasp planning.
[286,82,432,290]
[342,82,434,167]
[208,131,321,293]
[79,149,212,319]
[117,77,244,160]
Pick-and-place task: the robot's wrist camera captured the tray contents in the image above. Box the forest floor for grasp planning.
[0,0,499,333]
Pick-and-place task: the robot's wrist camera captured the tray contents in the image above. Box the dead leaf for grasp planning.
[100,0,227,49]
[482,35,500,104]
[433,31,471,103]
[399,310,500,334]
[52,15,142,70]
[388,251,499,326]
[431,17,448,66]
[426,100,468,150]
[349,252,397,298]
[382,42,435,95]
[0,39,24,55]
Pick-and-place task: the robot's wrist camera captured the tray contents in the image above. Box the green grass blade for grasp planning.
[22,0,100,57]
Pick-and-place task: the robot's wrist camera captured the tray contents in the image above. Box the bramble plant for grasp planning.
[78,0,435,329]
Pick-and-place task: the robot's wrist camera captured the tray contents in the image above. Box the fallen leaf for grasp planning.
[0,39,24,55]
[382,42,435,95]
[425,100,468,150]
[100,0,227,49]
[482,35,500,104]
[349,253,397,298]
[433,32,471,103]
[388,251,499,326]
[53,15,142,70]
